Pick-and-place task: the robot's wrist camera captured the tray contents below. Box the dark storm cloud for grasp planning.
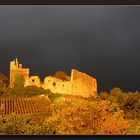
[0,6,140,92]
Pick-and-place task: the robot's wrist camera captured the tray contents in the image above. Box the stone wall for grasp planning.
[43,76,72,94]
[71,69,97,97]
[9,59,29,88]
[42,69,97,98]
[24,76,41,87]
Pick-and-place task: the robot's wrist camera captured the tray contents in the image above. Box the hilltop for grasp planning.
[0,79,140,135]
[0,65,140,135]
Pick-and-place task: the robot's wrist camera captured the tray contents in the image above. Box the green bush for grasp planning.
[13,74,24,88]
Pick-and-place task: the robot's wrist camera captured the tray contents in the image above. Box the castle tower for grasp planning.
[9,58,29,88]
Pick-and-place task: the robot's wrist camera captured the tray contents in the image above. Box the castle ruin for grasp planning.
[10,58,97,98]
[9,58,29,88]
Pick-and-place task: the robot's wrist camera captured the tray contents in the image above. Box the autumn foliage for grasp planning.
[0,73,140,134]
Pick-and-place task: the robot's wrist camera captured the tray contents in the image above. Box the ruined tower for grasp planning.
[9,58,29,88]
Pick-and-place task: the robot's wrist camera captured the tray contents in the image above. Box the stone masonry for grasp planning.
[9,58,29,88]
[10,59,97,98]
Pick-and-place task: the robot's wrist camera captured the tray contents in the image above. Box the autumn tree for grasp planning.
[120,92,140,120]
[54,71,70,81]
[101,88,140,120]
[100,92,109,100]
[44,95,131,135]
[0,72,8,88]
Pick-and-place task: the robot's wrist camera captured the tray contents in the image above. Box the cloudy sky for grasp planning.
[0,6,140,92]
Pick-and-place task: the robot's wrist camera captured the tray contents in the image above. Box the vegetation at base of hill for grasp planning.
[0,86,52,99]
[0,90,139,135]
[48,93,64,102]
[100,88,140,120]
[44,97,130,134]
[0,113,56,135]
[0,72,140,134]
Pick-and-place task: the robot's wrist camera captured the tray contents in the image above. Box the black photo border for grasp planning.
[0,0,140,5]
[0,1,139,140]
